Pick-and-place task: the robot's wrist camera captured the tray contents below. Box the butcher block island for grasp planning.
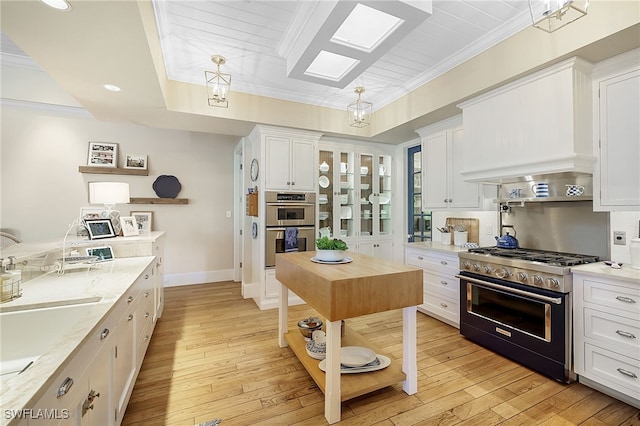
[275,251,423,424]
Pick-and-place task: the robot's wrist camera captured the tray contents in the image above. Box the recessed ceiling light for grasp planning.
[103,84,121,92]
[304,51,359,82]
[331,4,404,53]
[40,0,71,11]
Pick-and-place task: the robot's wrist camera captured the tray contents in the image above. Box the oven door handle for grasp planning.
[455,275,563,305]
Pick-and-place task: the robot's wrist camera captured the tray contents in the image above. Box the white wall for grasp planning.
[1,104,240,285]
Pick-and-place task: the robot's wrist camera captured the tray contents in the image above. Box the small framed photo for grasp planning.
[88,142,118,167]
[85,218,116,240]
[124,154,148,170]
[130,211,152,234]
[86,246,115,262]
[120,216,139,237]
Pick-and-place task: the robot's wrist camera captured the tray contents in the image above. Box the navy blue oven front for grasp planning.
[457,271,574,383]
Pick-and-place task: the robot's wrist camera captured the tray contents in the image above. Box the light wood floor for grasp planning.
[122,282,640,426]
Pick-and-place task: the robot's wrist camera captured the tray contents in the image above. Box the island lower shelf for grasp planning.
[284,326,405,401]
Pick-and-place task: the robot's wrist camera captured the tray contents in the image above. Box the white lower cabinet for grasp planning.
[573,271,640,408]
[352,240,392,259]
[405,246,460,328]
[30,263,156,426]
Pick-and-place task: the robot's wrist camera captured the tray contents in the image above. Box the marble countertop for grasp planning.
[571,262,640,284]
[0,256,155,422]
[404,241,469,254]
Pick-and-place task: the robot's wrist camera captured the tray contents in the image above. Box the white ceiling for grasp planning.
[1,1,638,143]
[153,0,532,111]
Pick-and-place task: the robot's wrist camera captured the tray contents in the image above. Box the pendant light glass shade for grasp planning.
[205,55,231,108]
[528,0,589,33]
[347,86,372,128]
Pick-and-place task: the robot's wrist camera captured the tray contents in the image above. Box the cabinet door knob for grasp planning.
[57,377,74,398]
[145,274,150,279]
[444,199,448,203]
[128,314,134,321]
[100,328,110,340]
[127,296,134,303]
[417,256,424,260]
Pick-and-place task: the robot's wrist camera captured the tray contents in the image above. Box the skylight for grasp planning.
[304,51,360,82]
[330,4,404,53]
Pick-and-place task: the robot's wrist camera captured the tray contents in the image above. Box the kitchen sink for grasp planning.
[0,299,104,379]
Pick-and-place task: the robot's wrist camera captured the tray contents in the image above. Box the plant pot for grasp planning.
[315,249,346,262]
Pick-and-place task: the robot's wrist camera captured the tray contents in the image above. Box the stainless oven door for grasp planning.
[266,204,315,227]
[265,226,315,268]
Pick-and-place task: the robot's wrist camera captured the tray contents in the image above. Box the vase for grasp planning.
[315,250,346,262]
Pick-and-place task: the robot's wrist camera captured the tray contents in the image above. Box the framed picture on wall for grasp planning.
[87,142,118,167]
[85,218,116,240]
[124,154,148,170]
[120,216,139,237]
[130,211,152,234]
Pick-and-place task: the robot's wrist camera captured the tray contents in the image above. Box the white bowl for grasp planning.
[315,250,346,262]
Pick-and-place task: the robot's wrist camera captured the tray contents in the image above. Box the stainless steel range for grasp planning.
[458,247,600,383]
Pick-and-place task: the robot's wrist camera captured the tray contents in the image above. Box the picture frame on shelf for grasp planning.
[85,218,116,240]
[124,154,148,170]
[130,211,152,234]
[120,216,139,237]
[78,207,104,236]
[87,142,118,167]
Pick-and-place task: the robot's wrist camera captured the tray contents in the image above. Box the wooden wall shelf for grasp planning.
[129,198,189,205]
[79,166,149,176]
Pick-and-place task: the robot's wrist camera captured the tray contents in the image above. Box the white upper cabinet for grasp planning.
[250,125,322,192]
[417,116,481,210]
[458,57,596,183]
[592,49,640,211]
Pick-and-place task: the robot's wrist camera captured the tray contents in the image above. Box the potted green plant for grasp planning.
[315,236,349,261]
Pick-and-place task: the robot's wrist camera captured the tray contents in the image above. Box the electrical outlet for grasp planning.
[613,231,626,245]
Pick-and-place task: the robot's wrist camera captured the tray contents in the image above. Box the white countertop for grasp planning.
[0,256,155,422]
[571,262,640,284]
[404,241,469,254]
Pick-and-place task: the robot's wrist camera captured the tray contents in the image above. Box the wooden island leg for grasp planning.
[278,282,289,348]
[402,306,418,394]
[325,319,342,424]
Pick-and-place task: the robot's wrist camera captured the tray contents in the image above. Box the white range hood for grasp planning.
[458,57,596,184]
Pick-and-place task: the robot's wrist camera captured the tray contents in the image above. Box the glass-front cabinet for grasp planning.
[318,142,393,256]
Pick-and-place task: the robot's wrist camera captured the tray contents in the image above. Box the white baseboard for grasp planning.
[163,269,235,287]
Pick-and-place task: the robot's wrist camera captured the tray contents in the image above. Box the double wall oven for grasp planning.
[458,247,599,383]
[265,191,315,268]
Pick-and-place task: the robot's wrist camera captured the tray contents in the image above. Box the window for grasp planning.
[407,145,431,242]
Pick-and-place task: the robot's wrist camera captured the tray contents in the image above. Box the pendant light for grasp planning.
[347,86,372,128]
[205,55,231,108]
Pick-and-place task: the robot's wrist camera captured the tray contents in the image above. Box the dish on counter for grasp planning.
[341,346,376,367]
[319,176,330,188]
[310,256,353,265]
[318,354,391,374]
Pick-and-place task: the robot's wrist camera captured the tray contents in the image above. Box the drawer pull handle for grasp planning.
[127,296,134,303]
[440,280,448,285]
[616,368,638,379]
[440,303,448,308]
[145,312,150,318]
[616,296,636,304]
[57,377,74,398]
[440,261,448,265]
[128,314,134,321]
[616,330,636,339]
[145,291,150,297]
[417,256,424,260]
[145,274,150,279]
[100,328,110,340]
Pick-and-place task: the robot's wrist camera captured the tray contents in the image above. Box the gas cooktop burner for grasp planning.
[467,247,599,267]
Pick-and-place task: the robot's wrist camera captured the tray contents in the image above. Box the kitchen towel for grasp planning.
[284,227,299,252]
